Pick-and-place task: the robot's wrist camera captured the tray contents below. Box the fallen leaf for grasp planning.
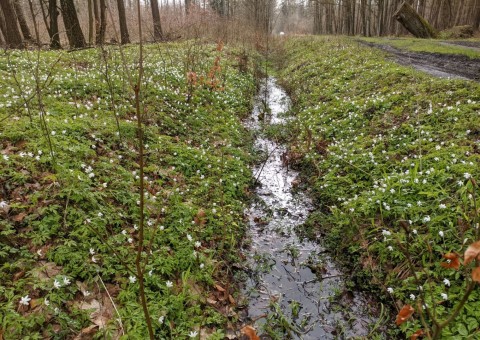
[241,325,260,340]
[395,304,414,326]
[472,267,480,283]
[12,212,27,222]
[78,299,101,311]
[15,140,27,149]
[73,324,98,340]
[214,284,225,292]
[31,262,62,281]
[194,209,206,226]
[464,240,480,265]
[410,329,424,340]
[206,297,217,305]
[228,294,235,305]
[440,253,461,270]
[13,270,25,281]
[29,299,43,309]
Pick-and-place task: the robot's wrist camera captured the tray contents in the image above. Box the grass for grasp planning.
[277,36,480,338]
[359,36,480,58]
[0,41,257,339]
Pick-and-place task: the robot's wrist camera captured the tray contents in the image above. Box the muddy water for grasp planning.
[243,78,378,339]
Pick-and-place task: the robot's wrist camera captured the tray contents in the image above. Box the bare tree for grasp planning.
[0,0,24,48]
[13,0,32,41]
[48,0,61,49]
[60,0,86,48]
[95,0,106,45]
[116,0,130,44]
[150,0,163,41]
[88,0,93,45]
[0,26,4,46]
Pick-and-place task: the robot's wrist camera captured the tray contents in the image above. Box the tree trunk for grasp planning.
[185,0,191,14]
[49,0,61,49]
[360,0,367,35]
[93,0,99,43]
[150,0,163,41]
[116,0,130,44]
[475,0,480,29]
[88,0,93,45]
[393,1,437,38]
[377,0,384,35]
[60,0,86,48]
[0,0,24,48]
[313,0,321,34]
[0,2,7,40]
[13,0,32,41]
[39,0,49,33]
[0,26,4,46]
[27,0,40,45]
[97,0,106,45]
[417,0,426,17]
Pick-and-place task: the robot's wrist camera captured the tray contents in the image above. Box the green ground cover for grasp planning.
[278,36,480,338]
[359,36,480,58]
[0,42,256,339]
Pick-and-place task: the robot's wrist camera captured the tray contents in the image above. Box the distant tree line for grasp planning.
[0,0,478,49]
[0,0,166,49]
[310,0,480,36]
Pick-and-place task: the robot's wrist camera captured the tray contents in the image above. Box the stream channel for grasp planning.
[242,77,379,339]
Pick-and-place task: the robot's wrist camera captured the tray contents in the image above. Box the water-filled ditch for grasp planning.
[242,77,380,339]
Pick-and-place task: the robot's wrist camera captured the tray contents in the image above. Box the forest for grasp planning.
[1,0,480,339]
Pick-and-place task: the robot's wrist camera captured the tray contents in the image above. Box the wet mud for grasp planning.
[359,40,480,81]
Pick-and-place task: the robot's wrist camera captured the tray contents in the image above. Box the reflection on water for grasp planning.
[243,77,378,339]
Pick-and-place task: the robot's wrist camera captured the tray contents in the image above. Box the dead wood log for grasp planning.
[394,1,437,38]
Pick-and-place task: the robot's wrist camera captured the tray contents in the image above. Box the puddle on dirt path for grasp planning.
[242,78,379,339]
[358,40,480,81]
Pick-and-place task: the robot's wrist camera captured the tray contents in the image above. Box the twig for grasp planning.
[96,274,125,336]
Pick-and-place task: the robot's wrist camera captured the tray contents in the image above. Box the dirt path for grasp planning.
[359,41,480,81]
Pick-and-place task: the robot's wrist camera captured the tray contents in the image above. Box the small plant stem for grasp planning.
[396,238,439,331]
[33,49,56,168]
[97,274,125,335]
[134,2,154,339]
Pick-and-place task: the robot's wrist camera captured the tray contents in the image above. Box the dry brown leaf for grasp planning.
[241,325,260,340]
[194,209,206,226]
[214,284,225,292]
[73,324,98,340]
[13,270,25,281]
[29,298,43,309]
[410,329,424,340]
[79,299,101,311]
[206,297,217,305]
[472,267,480,283]
[440,253,461,270]
[228,294,235,305]
[77,297,112,329]
[395,304,415,326]
[12,212,27,222]
[31,262,62,281]
[465,240,480,265]
[15,140,27,149]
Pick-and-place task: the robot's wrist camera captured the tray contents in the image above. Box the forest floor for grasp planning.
[0,42,258,339]
[358,40,480,81]
[2,35,480,339]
